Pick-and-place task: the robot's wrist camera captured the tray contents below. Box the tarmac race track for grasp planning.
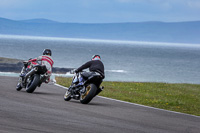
[0,76,199,133]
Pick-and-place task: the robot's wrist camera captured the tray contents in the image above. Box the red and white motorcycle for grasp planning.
[16,60,49,93]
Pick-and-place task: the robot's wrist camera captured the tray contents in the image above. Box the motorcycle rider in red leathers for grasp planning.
[28,49,54,83]
[16,49,54,89]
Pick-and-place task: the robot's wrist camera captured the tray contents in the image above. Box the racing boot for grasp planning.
[95,86,104,96]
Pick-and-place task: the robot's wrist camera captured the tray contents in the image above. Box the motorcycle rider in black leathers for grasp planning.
[75,55,105,86]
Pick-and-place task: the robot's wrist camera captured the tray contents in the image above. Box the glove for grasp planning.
[70,69,78,74]
[75,69,79,73]
[28,58,37,62]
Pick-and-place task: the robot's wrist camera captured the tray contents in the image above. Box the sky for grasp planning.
[0,0,200,23]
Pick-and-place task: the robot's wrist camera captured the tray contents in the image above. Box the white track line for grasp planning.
[54,83,69,90]
[54,83,200,118]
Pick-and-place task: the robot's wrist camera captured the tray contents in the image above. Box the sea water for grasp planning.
[0,34,200,84]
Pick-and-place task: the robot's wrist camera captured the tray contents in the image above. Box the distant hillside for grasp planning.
[0,57,73,73]
[19,18,59,23]
[0,17,200,43]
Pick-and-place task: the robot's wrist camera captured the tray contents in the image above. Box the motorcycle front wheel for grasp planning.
[16,83,22,91]
[26,74,40,93]
[16,77,23,91]
[64,91,72,101]
[80,84,97,104]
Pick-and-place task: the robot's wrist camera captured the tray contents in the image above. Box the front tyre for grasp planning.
[16,83,22,91]
[64,91,72,101]
[16,77,23,91]
[80,84,97,104]
[26,74,40,93]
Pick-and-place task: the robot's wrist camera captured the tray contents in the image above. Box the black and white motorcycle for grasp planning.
[64,71,104,104]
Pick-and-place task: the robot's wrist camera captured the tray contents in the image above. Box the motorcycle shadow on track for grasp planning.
[33,91,61,96]
[65,96,111,107]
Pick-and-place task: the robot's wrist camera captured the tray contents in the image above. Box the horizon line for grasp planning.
[1,17,200,24]
[1,34,200,48]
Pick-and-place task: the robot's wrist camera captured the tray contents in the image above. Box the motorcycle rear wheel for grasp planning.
[26,74,40,93]
[80,84,97,104]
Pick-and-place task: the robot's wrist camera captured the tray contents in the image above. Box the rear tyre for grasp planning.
[26,74,40,93]
[80,84,97,104]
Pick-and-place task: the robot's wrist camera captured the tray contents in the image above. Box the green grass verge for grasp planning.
[55,77,200,116]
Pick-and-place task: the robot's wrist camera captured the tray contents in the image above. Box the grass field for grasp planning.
[56,77,200,116]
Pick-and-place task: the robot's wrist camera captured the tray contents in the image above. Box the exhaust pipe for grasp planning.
[24,68,37,82]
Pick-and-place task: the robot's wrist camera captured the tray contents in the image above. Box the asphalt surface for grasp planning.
[0,76,199,133]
